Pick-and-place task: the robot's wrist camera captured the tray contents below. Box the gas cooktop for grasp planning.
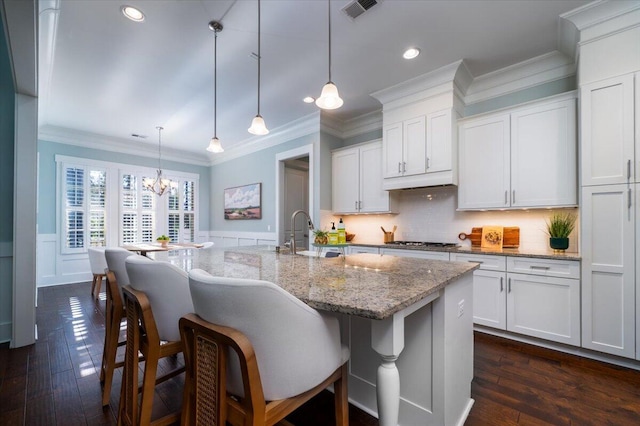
[384,241,459,248]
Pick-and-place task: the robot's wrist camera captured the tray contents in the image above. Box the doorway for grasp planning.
[275,144,314,248]
[283,158,309,249]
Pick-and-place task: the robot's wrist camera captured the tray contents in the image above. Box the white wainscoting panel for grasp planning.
[37,234,92,287]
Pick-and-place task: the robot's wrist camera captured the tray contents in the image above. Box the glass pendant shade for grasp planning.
[206,136,224,153]
[315,82,343,110]
[248,114,269,135]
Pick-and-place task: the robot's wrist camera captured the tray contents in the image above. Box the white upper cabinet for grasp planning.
[372,60,472,191]
[581,73,636,186]
[332,140,396,214]
[458,114,511,209]
[510,98,577,207]
[458,93,577,210]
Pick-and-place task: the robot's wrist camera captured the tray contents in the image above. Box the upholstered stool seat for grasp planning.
[180,269,349,426]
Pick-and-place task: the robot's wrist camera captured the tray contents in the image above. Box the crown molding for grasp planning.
[38,125,211,167]
[340,110,383,139]
[209,112,322,165]
[561,0,640,42]
[464,50,575,106]
[371,59,472,108]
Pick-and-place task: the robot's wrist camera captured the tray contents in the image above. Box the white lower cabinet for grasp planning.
[348,245,380,255]
[452,253,581,346]
[506,273,580,345]
[380,248,450,261]
[581,184,636,359]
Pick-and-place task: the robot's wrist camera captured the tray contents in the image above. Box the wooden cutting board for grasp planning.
[458,227,520,248]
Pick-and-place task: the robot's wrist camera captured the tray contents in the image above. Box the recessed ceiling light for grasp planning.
[122,5,145,22]
[403,47,420,60]
[303,96,315,103]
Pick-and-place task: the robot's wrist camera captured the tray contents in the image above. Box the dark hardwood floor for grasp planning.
[1,282,639,425]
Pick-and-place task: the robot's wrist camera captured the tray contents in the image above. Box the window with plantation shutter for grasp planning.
[58,155,198,251]
[62,165,108,252]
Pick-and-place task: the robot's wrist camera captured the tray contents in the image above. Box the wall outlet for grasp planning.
[457,300,464,318]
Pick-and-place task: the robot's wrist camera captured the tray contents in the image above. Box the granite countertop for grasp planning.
[150,246,478,320]
[351,242,581,261]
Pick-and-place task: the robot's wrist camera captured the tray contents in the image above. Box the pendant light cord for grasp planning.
[257,0,261,116]
[327,0,332,83]
[214,30,218,138]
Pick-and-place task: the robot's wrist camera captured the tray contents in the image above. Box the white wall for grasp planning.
[324,186,578,253]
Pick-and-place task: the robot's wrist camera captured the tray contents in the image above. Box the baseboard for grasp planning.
[475,326,640,371]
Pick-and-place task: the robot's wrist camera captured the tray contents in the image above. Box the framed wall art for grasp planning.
[224,183,262,220]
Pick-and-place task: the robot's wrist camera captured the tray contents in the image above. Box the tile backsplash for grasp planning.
[321,186,579,252]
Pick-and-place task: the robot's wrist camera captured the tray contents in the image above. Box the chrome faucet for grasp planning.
[286,210,315,254]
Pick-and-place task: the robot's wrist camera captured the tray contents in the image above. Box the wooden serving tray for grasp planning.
[458,227,520,248]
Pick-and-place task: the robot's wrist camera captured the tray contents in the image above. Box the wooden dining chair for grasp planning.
[100,247,135,407]
[180,269,349,426]
[118,255,194,426]
[88,247,108,299]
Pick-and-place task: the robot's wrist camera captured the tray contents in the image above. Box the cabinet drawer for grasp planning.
[507,257,580,279]
[381,248,450,261]
[450,253,506,271]
[348,245,380,255]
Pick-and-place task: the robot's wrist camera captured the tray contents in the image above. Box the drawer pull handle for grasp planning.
[508,278,511,293]
[468,260,483,264]
[500,277,503,292]
[530,265,550,270]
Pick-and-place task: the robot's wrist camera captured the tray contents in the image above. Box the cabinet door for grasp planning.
[403,116,427,176]
[426,109,452,173]
[359,142,389,212]
[506,273,580,346]
[581,185,635,358]
[511,99,577,207]
[581,74,635,186]
[383,123,403,178]
[332,148,359,213]
[637,184,640,361]
[458,114,510,209]
[473,270,506,330]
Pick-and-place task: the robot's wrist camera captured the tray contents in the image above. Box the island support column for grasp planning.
[371,291,440,426]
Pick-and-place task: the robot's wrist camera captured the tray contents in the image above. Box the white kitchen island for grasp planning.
[152,246,477,426]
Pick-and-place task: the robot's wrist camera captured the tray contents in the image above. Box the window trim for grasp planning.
[55,155,199,253]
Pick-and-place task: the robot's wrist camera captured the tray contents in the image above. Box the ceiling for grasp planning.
[37,0,589,160]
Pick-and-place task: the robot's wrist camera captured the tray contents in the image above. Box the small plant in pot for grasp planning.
[156,234,170,247]
[313,229,329,245]
[546,212,577,253]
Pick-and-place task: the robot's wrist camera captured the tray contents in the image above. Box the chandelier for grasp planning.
[143,126,172,196]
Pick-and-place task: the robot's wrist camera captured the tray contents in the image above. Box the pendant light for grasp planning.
[207,20,224,153]
[143,126,172,196]
[248,0,269,135]
[316,0,343,110]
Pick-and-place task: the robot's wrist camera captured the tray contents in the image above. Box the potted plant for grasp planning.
[156,234,170,248]
[313,229,329,245]
[546,212,577,252]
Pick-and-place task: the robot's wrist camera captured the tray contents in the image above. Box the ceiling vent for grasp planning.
[341,0,379,20]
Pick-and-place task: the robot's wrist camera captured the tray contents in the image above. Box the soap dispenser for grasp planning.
[337,218,346,244]
[328,222,338,245]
